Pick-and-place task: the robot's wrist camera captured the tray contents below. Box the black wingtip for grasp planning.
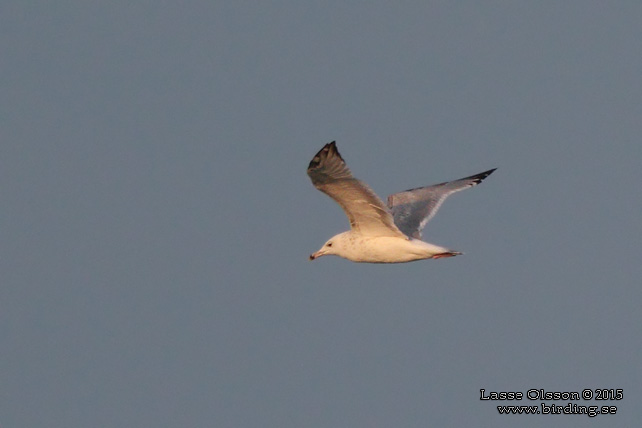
[468,168,497,184]
[308,141,342,170]
[481,167,497,175]
[484,167,497,177]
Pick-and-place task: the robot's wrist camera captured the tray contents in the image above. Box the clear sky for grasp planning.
[3,1,641,427]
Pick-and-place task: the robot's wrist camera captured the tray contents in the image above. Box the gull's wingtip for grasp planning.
[319,140,337,152]
[480,167,497,177]
[466,168,497,185]
[308,141,343,171]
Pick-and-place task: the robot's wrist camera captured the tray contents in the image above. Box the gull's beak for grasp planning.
[309,250,323,260]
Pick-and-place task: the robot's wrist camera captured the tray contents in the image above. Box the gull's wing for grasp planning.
[307,142,406,238]
[387,168,496,239]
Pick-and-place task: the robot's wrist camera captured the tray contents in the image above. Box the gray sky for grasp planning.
[3,1,641,427]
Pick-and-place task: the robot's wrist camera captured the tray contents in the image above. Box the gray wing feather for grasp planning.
[307,142,406,238]
[387,169,496,239]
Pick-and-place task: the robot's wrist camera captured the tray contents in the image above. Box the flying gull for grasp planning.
[307,141,496,263]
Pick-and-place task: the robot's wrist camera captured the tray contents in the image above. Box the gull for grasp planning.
[307,141,496,263]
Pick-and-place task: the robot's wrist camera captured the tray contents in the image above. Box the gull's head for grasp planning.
[309,232,349,261]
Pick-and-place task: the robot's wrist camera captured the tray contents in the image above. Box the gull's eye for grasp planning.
[327,242,333,247]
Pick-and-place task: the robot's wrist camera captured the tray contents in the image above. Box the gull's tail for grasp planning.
[431,251,462,259]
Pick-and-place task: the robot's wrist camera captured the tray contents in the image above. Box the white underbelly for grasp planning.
[348,237,451,263]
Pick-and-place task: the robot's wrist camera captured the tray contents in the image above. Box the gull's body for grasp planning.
[313,231,460,263]
[307,141,496,263]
